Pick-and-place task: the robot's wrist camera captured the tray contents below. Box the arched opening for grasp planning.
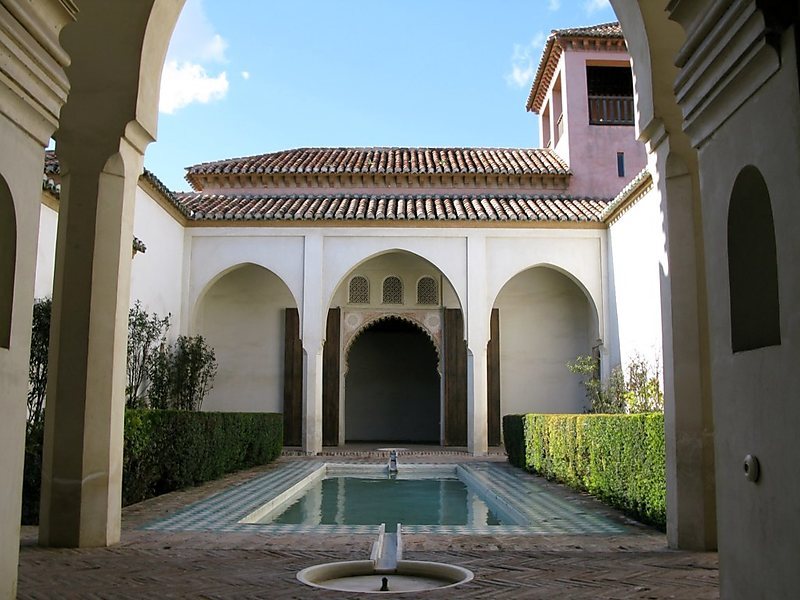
[325,250,464,446]
[345,317,440,442]
[492,266,598,415]
[194,263,297,414]
[728,165,781,353]
[0,175,15,349]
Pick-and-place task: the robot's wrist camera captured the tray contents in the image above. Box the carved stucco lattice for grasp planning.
[341,309,443,375]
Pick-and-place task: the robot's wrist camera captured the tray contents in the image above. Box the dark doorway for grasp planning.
[345,318,440,443]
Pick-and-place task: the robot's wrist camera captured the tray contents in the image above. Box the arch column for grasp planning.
[39,134,146,547]
[649,131,716,551]
[0,1,74,592]
[302,234,325,454]
[466,235,489,455]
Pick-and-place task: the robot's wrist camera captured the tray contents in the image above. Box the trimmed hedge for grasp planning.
[22,410,282,523]
[123,410,282,505]
[503,413,666,528]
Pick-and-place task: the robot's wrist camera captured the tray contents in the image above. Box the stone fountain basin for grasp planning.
[297,559,474,593]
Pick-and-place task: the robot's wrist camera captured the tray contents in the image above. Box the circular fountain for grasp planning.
[297,524,474,593]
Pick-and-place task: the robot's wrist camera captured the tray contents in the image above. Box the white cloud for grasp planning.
[241,71,251,80]
[159,60,229,114]
[505,32,547,89]
[159,0,230,114]
[584,0,611,14]
[548,0,562,10]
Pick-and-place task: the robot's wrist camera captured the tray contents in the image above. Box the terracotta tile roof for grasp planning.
[552,22,623,38]
[184,147,570,190]
[601,167,652,223]
[526,21,626,113]
[44,150,59,175]
[175,192,609,224]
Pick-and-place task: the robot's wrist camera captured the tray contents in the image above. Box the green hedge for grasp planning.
[503,413,666,528]
[23,410,282,523]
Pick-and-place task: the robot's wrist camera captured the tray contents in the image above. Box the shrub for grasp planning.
[23,410,283,522]
[503,412,666,528]
[27,298,51,430]
[122,410,282,505]
[169,335,217,411]
[147,334,217,411]
[126,301,171,409]
[568,352,663,414]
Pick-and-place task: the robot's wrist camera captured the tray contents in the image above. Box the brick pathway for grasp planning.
[17,450,718,599]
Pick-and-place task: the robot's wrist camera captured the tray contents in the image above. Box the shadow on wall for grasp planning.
[0,175,15,349]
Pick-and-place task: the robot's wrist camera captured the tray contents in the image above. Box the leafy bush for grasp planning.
[123,410,282,505]
[169,336,217,411]
[503,412,666,528]
[27,298,51,430]
[23,410,283,522]
[126,301,171,409]
[568,352,663,414]
[147,334,217,411]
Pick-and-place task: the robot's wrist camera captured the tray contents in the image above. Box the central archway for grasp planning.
[345,317,440,443]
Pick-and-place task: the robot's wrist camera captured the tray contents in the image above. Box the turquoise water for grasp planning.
[263,476,503,531]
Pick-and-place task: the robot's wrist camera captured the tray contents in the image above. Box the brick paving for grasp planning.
[17,449,718,599]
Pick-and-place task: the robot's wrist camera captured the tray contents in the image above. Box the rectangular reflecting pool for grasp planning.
[144,460,630,536]
[258,475,503,531]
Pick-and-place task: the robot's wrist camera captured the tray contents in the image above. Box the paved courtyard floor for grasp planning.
[17,447,718,599]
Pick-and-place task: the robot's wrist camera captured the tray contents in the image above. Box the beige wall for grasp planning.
[197,264,295,413]
[697,31,800,597]
[607,183,665,377]
[494,266,595,415]
[130,187,185,325]
[34,202,58,299]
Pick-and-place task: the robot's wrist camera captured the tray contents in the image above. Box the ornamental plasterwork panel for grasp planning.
[341,308,443,375]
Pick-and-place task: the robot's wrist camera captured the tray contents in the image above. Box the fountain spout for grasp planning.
[388,450,398,473]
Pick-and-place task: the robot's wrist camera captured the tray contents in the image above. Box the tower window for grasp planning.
[617,152,625,177]
[587,66,634,126]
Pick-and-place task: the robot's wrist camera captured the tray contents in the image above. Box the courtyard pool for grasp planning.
[143,460,629,536]
[248,470,504,530]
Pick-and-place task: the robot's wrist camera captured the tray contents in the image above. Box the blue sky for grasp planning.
[147,0,616,190]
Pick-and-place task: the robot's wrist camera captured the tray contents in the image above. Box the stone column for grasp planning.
[0,1,73,592]
[466,235,489,455]
[39,137,144,547]
[301,234,325,454]
[0,126,51,598]
[650,134,717,551]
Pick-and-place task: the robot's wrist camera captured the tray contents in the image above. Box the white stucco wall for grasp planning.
[607,184,665,377]
[197,264,295,414]
[493,266,594,415]
[34,202,58,298]
[696,33,800,597]
[129,186,185,329]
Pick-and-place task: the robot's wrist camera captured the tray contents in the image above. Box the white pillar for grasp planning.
[301,234,325,454]
[466,235,489,455]
[39,137,144,547]
[650,135,716,551]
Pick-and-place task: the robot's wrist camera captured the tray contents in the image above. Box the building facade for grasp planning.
[2,2,799,597]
